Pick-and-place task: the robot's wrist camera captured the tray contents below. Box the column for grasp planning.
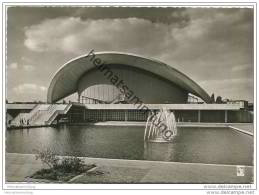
[78,93,81,103]
[224,110,228,123]
[198,110,201,122]
[103,110,106,121]
[125,110,128,121]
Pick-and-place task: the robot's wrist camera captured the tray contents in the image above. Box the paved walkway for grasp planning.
[229,124,254,134]
[86,121,252,128]
[5,153,253,184]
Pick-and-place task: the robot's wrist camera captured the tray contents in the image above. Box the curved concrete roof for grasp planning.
[47,52,211,103]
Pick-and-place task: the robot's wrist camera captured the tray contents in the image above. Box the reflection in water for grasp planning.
[144,142,176,161]
[144,130,180,162]
[6,125,253,165]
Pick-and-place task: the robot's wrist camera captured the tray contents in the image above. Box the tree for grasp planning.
[216,96,223,104]
[34,148,59,169]
[210,93,215,103]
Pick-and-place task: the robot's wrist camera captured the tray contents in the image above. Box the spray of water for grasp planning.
[144,108,177,142]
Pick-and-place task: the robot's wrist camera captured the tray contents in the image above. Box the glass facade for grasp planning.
[66,107,253,123]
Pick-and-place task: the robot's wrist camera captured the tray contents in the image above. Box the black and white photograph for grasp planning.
[1,1,257,194]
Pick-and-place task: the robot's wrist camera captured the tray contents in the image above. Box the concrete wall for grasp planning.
[174,110,198,122]
[79,103,242,110]
[228,110,253,123]
[200,110,225,123]
[7,109,31,119]
[77,64,188,104]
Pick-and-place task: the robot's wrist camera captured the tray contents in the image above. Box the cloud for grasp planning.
[198,77,253,100]
[232,64,252,72]
[13,83,46,94]
[23,9,253,64]
[24,17,175,56]
[19,8,254,102]
[23,64,35,71]
[8,62,35,71]
[199,78,253,87]
[9,62,18,69]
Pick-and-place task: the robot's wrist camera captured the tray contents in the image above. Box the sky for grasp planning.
[6,7,254,102]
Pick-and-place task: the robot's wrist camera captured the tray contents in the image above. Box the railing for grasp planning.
[11,103,73,126]
[81,94,125,104]
[30,110,41,123]
[31,103,38,110]
[29,104,48,124]
[11,104,41,125]
[62,103,72,115]
[45,103,72,125]
[81,96,107,104]
[187,94,199,104]
[45,110,59,125]
[29,104,52,125]
[11,113,28,125]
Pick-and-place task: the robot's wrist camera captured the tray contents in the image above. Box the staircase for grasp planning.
[31,104,72,126]
[11,104,40,126]
[10,113,30,126]
[10,104,72,127]
[45,103,72,125]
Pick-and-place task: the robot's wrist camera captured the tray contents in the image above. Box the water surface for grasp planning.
[6,125,253,165]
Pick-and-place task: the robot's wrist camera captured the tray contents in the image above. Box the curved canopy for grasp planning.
[47,52,211,103]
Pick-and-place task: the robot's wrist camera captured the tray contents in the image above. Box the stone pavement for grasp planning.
[5,153,253,184]
[229,124,254,134]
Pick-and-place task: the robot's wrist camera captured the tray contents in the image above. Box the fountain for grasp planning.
[144,108,177,142]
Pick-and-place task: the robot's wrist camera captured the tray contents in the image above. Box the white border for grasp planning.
[1,1,257,193]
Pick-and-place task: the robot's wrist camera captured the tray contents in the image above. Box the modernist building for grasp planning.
[6,52,252,127]
[44,52,251,123]
[47,51,211,104]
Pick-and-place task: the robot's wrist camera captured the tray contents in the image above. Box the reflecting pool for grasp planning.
[6,125,253,165]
